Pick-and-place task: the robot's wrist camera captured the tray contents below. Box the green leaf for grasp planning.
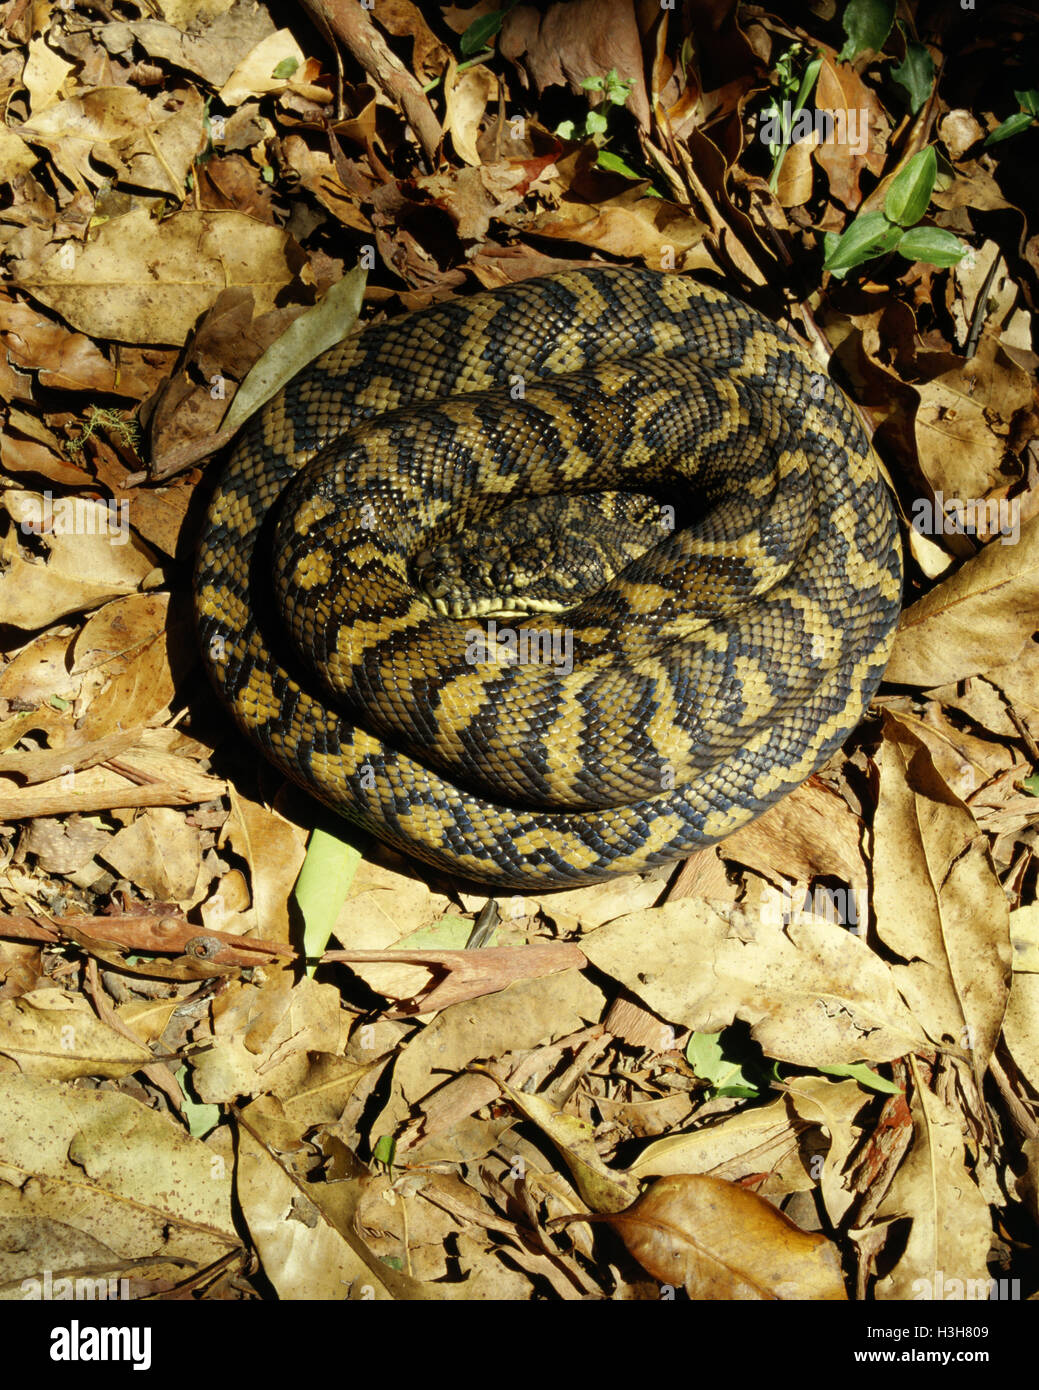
[604,72,634,106]
[581,74,605,91]
[766,48,823,191]
[686,1031,761,1099]
[984,111,1036,146]
[293,824,361,977]
[176,1065,221,1138]
[596,148,643,179]
[1022,772,1039,796]
[555,119,576,140]
[816,1063,903,1095]
[896,225,969,268]
[794,53,824,110]
[1017,88,1039,116]
[585,109,608,135]
[884,146,936,227]
[823,210,902,277]
[891,40,934,114]
[373,1134,397,1168]
[460,6,509,57]
[271,56,299,79]
[774,43,804,98]
[838,0,894,63]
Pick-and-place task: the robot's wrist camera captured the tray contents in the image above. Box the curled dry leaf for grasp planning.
[487,1074,639,1213]
[604,1174,847,1299]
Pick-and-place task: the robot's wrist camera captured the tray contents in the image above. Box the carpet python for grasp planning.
[195,267,903,888]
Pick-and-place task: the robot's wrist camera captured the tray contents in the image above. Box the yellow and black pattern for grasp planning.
[195,267,902,887]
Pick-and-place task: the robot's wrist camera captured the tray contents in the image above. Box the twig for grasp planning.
[300,0,442,168]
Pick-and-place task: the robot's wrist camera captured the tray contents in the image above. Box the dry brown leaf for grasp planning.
[0,411,94,487]
[0,491,156,630]
[939,108,984,161]
[387,969,606,1112]
[71,593,178,738]
[236,1097,476,1298]
[102,807,204,904]
[232,1101,393,1299]
[773,128,818,208]
[118,88,208,198]
[0,987,152,1079]
[1004,971,1039,1093]
[871,1059,993,1300]
[443,58,499,167]
[604,1174,847,1299]
[0,299,151,395]
[582,899,928,1065]
[22,35,75,117]
[208,787,307,941]
[112,7,276,90]
[717,775,867,898]
[192,967,349,1103]
[278,137,372,231]
[218,29,306,106]
[14,205,302,345]
[886,512,1039,687]
[532,176,708,266]
[0,1072,238,1280]
[371,0,451,80]
[811,55,888,209]
[630,1076,869,1208]
[914,337,1033,501]
[1010,903,1039,974]
[873,717,1011,1070]
[500,0,651,128]
[488,1075,639,1213]
[887,705,1015,803]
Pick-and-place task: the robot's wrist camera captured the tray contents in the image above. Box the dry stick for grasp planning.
[964,253,1003,359]
[988,1050,1039,1143]
[0,911,295,966]
[301,0,442,168]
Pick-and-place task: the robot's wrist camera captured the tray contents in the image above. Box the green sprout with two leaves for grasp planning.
[822,146,967,279]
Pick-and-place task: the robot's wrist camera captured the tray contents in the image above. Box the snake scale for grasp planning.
[195,267,902,889]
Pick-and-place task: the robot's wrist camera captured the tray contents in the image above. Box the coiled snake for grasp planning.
[195,268,902,888]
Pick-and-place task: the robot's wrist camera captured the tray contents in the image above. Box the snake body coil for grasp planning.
[195,268,902,888]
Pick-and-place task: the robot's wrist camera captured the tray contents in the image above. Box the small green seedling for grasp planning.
[823,145,967,278]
